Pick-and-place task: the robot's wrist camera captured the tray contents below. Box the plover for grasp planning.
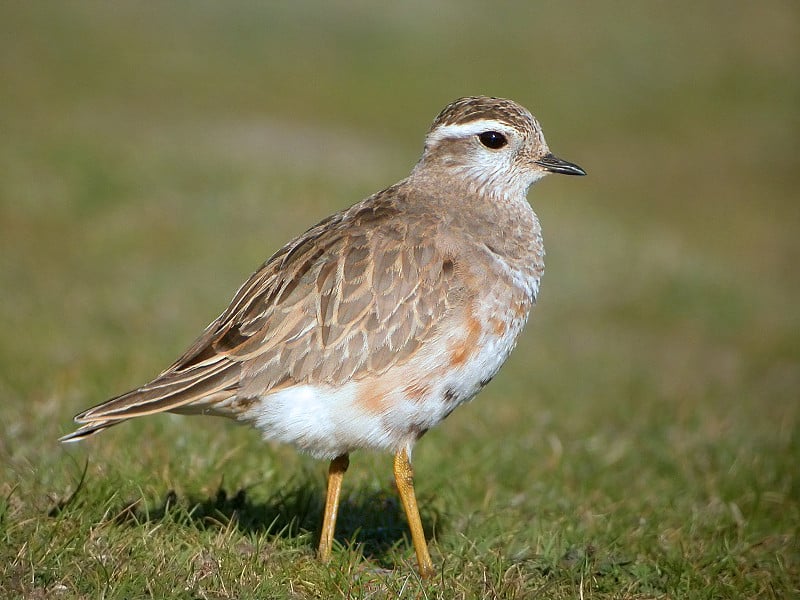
[61,96,585,578]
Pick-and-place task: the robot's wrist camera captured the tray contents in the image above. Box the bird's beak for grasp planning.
[534,153,586,176]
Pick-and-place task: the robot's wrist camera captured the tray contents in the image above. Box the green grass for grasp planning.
[1,2,798,598]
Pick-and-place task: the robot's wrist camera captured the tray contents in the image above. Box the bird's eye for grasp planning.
[478,131,507,149]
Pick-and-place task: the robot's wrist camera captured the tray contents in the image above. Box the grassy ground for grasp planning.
[1,2,798,598]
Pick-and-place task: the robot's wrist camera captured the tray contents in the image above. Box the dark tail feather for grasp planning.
[59,419,123,443]
[73,360,239,422]
[59,359,240,444]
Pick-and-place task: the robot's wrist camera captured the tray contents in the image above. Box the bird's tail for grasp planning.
[59,419,123,443]
[59,359,241,443]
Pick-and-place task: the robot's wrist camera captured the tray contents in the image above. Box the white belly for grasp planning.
[231,274,536,459]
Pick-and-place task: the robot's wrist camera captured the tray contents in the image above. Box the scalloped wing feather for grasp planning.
[62,190,460,437]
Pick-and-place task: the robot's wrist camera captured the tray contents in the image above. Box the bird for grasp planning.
[60,96,585,578]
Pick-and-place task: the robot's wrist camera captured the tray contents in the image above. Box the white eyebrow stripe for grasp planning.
[426,119,517,145]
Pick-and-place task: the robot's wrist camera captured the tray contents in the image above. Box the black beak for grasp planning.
[534,153,586,176]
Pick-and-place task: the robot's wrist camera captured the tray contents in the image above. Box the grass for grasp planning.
[1,2,798,598]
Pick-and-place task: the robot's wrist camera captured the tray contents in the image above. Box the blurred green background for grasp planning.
[1,2,798,598]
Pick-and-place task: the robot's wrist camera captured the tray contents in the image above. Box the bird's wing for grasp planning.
[64,193,461,435]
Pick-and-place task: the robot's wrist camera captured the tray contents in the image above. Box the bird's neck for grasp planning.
[405,171,546,280]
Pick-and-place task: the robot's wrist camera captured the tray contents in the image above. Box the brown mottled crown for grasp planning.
[428,96,536,133]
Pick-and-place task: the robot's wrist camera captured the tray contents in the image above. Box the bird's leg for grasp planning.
[318,453,349,563]
[393,447,435,579]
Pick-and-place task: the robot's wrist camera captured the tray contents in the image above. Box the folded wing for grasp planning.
[61,194,459,442]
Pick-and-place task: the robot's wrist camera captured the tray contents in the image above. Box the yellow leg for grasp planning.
[318,454,349,563]
[394,448,435,579]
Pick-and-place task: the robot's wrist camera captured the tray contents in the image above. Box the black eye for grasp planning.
[478,131,507,149]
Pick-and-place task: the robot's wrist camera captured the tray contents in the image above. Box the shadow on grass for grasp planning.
[56,476,442,569]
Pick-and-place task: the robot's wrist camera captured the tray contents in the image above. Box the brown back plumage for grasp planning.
[61,184,461,441]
